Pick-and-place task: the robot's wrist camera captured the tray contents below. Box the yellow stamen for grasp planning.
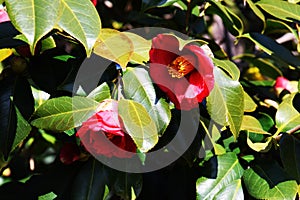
[167,56,195,78]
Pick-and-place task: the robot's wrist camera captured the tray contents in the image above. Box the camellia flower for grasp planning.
[274,76,298,94]
[149,34,214,110]
[77,99,137,158]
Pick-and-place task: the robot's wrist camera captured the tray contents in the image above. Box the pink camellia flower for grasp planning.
[0,8,10,23]
[91,0,97,6]
[274,76,294,93]
[149,34,214,110]
[77,99,137,158]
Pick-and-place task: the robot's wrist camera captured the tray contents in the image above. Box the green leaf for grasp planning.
[5,0,60,54]
[0,48,13,62]
[276,93,300,134]
[196,153,244,200]
[87,82,111,102]
[243,168,298,200]
[206,1,243,36]
[280,134,300,183]
[123,32,151,65]
[38,192,57,200]
[241,115,270,134]
[122,67,156,111]
[256,0,300,22]
[118,99,158,152]
[141,0,180,11]
[239,33,300,67]
[31,96,99,132]
[11,107,32,152]
[148,98,171,135]
[94,28,133,69]
[53,55,75,62]
[207,67,244,139]
[246,0,265,26]
[41,36,56,52]
[58,0,101,56]
[244,91,257,112]
[212,58,240,81]
[266,19,298,41]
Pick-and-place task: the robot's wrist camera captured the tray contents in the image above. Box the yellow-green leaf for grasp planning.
[0,48,12,62]
[31,96,99,132]
[58,0,101,56]
[247,136,273,152]
[244,91,257,112]
[207,67,244,139]
[94,28,133,69]
[123,32,151,65]
[275,93,300,134]
[6,0,60,54]
[118,99,158,152]
[241,115,270,134]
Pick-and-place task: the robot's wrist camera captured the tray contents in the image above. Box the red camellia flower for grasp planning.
[149,34,214,110]
[77,99,137,158]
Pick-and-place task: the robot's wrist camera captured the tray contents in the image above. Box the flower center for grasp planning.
[167,55,195,78]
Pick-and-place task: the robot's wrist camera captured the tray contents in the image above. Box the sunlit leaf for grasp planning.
[196,153,244,200]
[31,96,99,132]
[5,0,60,54]
[87,82,111,102]
[241,115,270,134]
[118,99,158,152]
[244,91,257,112]
[41,36,56,52]
[207,67,244,139]
[123,32,151,65]
[276,93,300,133]
[243,168,298,200]
[0,48,12,62]
[122,67,156,111]
[256,0,300,22]
[58,0,101,56]
[212,58,240,81]
[247,135,273,152]
[94,28,133,69]
[141,0,180,11]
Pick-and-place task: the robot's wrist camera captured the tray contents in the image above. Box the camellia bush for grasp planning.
[0,0,300,199]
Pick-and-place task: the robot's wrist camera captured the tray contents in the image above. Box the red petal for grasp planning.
[183,45,214,92]
[150,34,179,65]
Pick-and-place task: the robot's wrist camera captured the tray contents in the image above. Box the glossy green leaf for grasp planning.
[212,58,240,81]
[122,67,156,111]
[256,0,300,22]
[38,192,57,200]
[241,115,270,134]
[87,82,111,102]
[94,28,133,69]
[243,168,298,200]
[141,0,180,11]
[244,91,257,112]
[5,0,60,54]
[148,98,171,135]
[31,96,99,132]
[276,93,300,134]
[239,33,300,67]
[207,67,244,139]
[266,19,298,40]
[246,0,265,25]
[41,36,56,52]
[196,153,244,200]
[280,134,300,183]
[118,99,158,152]
[11,107,31,152]
[123,32,151,65]
[206,1,243,36]
[53,55,76,62]
[58,0,101,56]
